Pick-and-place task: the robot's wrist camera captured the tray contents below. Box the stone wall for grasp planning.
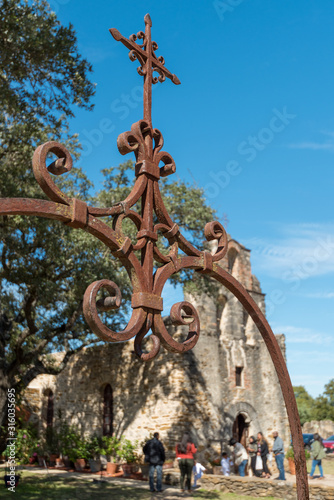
[26,235,290,462]
[303,420,334,439]
[201,474,334,500]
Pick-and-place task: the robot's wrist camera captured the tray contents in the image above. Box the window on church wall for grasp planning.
[103,384,113,436]
[46,390,54,428]
[235,367,243,387]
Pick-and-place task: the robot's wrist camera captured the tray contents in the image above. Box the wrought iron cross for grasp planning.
[0,14,309,498]
[110,13,180,128]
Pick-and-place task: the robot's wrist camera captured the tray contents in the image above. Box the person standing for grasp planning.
[247,436,259,477]
[309,433,326,480]
[221,452,232,476]
[192,461,206,488]
[257,432,271,479]
[143,432,165,493]
[176,432,197,493]
[229,438,248,477]
[272,431,285,480]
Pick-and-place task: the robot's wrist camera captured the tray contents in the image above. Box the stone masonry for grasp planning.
[26,235,290,462]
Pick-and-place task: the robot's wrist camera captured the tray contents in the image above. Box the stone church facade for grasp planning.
[25,236,290,461]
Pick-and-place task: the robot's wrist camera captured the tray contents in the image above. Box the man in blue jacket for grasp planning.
[143,432,166,492]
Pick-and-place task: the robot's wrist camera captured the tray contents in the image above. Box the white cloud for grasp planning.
[273,324,334,346]
[287,130,334,151]
[244,223,334,279]
[288,142,334,151]
[303,291,334,299]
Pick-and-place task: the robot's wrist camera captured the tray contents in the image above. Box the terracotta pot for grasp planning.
[74,458,86,471]
[55,457,64,467]
[288,457,296,475]
[122,463,138,476]
[106,462,118,474]
[49,454,58,466]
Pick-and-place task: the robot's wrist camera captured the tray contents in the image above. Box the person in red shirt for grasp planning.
[175,432,197,492]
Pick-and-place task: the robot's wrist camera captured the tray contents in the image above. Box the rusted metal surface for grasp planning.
[0,14,309,499]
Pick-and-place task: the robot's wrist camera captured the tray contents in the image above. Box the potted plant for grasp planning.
[87,435,102,473]
[45,427,59,466]
[63,427,88,471]
[285,447,310,475]
[119,438,139,476]
[69,440,89,471]
[56,422,74,468]
[208,458,221,475]
[100,435,122,474]
[285,447,295,475]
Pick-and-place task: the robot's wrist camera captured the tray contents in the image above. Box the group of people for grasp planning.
[143,431,202,493]
[142,429,327,493]
[228,431,285,480]
[142,430,284,493]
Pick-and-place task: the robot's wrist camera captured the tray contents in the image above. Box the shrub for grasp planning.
[285,447,311,460]
[4,426,39,464]
[118,438,139,464]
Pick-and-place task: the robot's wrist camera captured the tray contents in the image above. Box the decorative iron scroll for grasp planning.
[0,14,309,499]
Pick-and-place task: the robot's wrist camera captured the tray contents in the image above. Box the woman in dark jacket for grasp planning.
[257,432,271,478]
[247,436,259,476]
[175,432,197,493]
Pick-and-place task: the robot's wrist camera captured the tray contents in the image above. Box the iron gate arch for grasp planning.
[0,14,309,499]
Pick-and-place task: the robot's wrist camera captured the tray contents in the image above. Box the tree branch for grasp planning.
[15,290,38,349]
[18,337,101,389]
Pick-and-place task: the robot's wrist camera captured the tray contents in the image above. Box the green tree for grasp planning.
[311,396,334,422]
[324,379,334,408]
[311,379,334,421]
[0,0,217,434]
[0,0,97,431]
[293,386,315,426]
[294,380,334,425]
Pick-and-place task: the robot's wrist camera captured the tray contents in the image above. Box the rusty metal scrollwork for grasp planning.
[0,13,309,499]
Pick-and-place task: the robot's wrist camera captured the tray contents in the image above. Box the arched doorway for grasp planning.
[232,413,249,448]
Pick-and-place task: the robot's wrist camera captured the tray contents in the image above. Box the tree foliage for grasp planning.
[0,0,96,431]
[0,0,94,132]
[293,381,334,425]
[293,385,315,426]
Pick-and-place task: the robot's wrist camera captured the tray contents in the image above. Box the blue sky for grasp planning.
[53,0,334,397]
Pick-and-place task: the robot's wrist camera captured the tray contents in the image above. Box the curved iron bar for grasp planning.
[83,279,147,342]
[0,14,309,499]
